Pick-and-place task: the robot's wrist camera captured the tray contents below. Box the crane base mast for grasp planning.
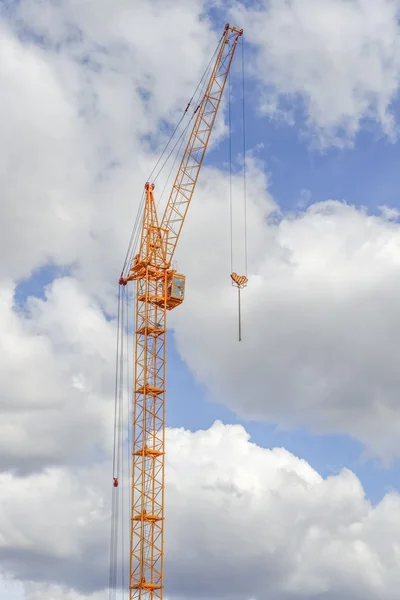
[120,184,184,599]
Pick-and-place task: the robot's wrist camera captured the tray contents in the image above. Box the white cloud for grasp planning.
[233,0,400,146]
[0,277,116,471]
[0,20,91,281]
[1,422,400,599]
[0,0,220,306]
[3,0,400,464]
[0,579,24,600]
[16,583,107,600]
[3,0,400,458]
[2,1,400,597]
[174,193,400,459]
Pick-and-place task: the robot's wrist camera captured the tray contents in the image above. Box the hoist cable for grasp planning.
[120,318,125,596]
[109,488,116,596]
[241,36,248,277]
[125,288,131,598]
[112,286,122,478]
[228,68,233,274]
[128,290,133,551]
[109,286,124,598]
[116,296,124,478]
[109,489,117,598]
[109,284,130,598]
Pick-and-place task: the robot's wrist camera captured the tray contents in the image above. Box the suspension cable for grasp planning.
[153,118,192,187]
[121,190,145,277]
[157,121,190,209]
[147,31,224,185]
[152,39,220,186]
[156,56,213,209]
[121,33,225,280]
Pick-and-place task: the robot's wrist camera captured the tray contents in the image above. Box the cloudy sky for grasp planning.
[2,0,400,598]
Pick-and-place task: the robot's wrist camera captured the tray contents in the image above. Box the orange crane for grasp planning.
[118,23,246,599]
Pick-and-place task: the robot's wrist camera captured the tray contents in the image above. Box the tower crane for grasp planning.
[117,23,246,599]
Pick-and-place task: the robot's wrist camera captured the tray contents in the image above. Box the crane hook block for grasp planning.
[113,477,119,488]
[230,272,248,289]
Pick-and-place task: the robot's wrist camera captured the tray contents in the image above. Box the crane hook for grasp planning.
[230,273,248,342]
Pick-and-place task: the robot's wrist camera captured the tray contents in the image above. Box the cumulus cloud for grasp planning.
[2,582,107,600]
[233,0,400,146]
[174,194,400,459]
[1,423,400,599]
[3,0,400,598]
[6,0,400,461]
[0,277,116,471]
[22,587,106,600]
[0,0,220,307]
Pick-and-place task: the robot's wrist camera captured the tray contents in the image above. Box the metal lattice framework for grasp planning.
[120,24,243,600]
[161,25,244,265]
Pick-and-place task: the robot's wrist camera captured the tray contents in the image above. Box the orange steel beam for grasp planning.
[120,24,243,600]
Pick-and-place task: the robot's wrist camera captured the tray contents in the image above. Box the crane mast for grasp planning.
[119,24,243,599]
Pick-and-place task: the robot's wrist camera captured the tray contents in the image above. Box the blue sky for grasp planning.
[12,7,400,511]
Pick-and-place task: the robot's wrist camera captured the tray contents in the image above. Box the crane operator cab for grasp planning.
[166,273,186,310]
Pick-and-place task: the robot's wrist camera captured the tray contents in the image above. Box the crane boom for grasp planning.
[161,24,243,265]
[119,24,243,600]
